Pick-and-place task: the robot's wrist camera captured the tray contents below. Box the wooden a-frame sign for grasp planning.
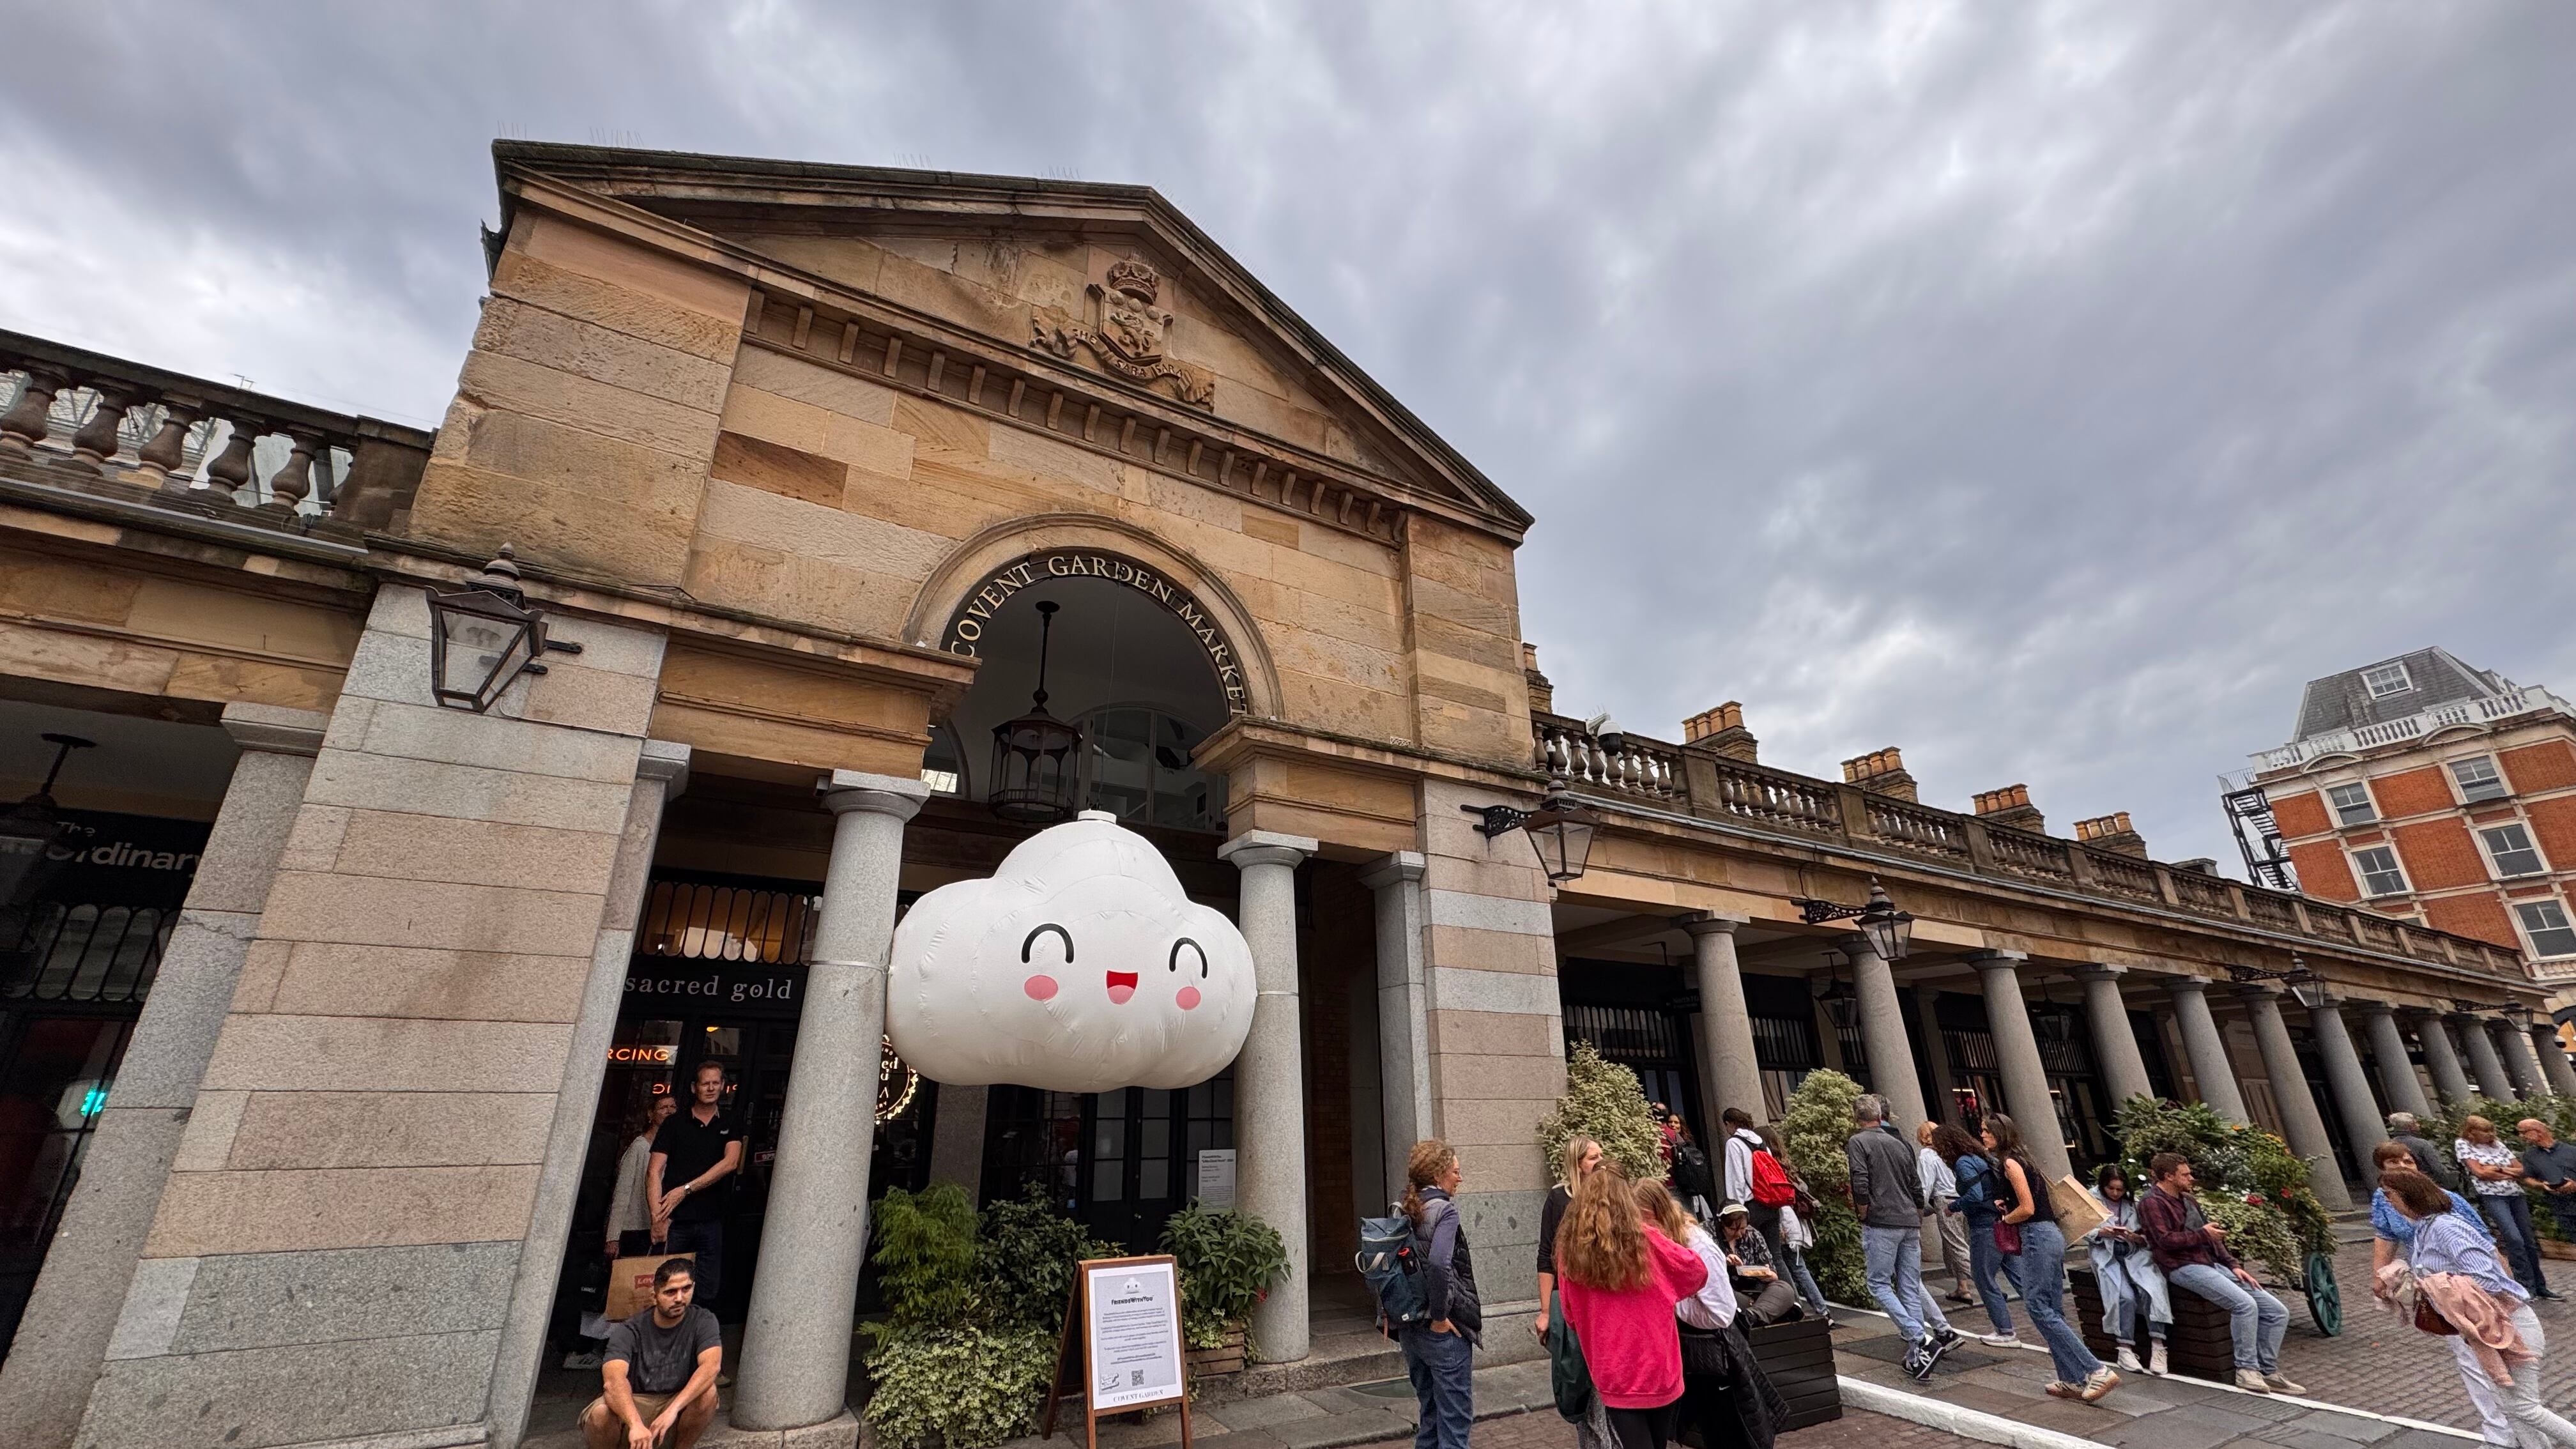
[1041,1254,1193,1449]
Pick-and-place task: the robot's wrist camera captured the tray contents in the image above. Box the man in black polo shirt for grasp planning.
[581,1257,721,1449]
[650,1061,742,1307]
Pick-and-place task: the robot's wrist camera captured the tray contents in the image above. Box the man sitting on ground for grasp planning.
[2138,1153,2302,1397]
[583,1257,722,1449]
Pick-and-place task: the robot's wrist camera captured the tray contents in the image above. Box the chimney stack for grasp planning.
[1683,701,1759,763]
[1841,747,1918,802]
[1522,643,1553,716]
[2074,811,2148,859]
[1972,783,2046,835]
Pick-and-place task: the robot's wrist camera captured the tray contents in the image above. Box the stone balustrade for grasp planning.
[0,329,432,532]
[1532,711,2530,980]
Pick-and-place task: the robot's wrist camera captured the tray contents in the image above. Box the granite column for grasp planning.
[2240,986,2351,1211]
[1975,952,2072,1182]
[1848,932,1927,1139]
[2410,1009,2476,1107]
[1684,914,1765,1127]
[2074,965,2154,1109]
[2166,977,2249,1123]
[2358,1001,2433,1121]
[1361,850,1430,1208]
[1221,829,1319,1362]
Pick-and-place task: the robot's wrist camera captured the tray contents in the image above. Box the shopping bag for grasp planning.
[604,1251,691,1322]
[2050,1176,2108,1241]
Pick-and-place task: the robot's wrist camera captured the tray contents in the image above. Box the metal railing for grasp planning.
[1533,712,2528,980]
[1,330,433,531]
[2251,684,2576,771]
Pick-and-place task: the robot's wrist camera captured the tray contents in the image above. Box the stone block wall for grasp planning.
[74,586,670,1449]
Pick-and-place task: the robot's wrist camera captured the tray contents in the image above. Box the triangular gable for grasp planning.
[491,142,1531,539]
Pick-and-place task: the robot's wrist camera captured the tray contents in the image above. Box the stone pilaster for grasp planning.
[1360,850,1430,1209]
[1683,914,1763,1126]
[2458,1013,2515,1100]
[1849,933,1926,1137]
[2239,986,2351,1212]
[0,703,325,1449]
[487,741,689,1449]
[2306,998,2388,1167]
[1972,952,2071,1182]
[2409,1009,2476,1107]
[733,770,929,1434]
[2356,1001,2433,1121]
[2073,965,2154,1108]
[2166,977,2249,1123]
[1219,829,1319,1363]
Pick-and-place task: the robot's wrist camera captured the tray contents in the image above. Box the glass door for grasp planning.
[0,1015,131,1349]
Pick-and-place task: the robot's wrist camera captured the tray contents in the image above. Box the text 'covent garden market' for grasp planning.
[0,144,2557,1449]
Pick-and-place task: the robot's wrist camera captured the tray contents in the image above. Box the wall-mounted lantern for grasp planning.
[2232,956,2328,1010]
[1460,779,1602,883]
[425,546,581,712]
[1792,878,1915,963]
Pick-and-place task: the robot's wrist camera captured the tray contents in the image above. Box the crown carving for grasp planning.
[1105,258,1160,303]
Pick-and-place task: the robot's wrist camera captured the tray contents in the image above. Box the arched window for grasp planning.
[921,721,969,798]
[1078,707,1220,832]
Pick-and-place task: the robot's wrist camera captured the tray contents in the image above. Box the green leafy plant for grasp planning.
[863,1325,1059,1449]
[2424,1094,2576,1243]
[1777,1069,1869,1303]
[2111,1096,2326,1281]
[977,1183,1122,1335]
[1160,1200,1289,1349]
[1539,1039,1667,1181]
[868,1183,980,1333]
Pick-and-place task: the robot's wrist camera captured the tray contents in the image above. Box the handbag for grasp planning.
[1992,1218,2023,1255]
[2414,1292,2459,1337]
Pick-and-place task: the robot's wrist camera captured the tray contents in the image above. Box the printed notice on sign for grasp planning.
[1084,1260,1183,1411]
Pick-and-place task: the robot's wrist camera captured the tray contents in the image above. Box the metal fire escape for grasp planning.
[2221,780,2298,892]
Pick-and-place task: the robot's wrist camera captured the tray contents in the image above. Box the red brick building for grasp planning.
[2239,650,2576,1002]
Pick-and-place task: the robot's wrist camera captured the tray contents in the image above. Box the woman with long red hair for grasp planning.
[1554,1162,1708,1449]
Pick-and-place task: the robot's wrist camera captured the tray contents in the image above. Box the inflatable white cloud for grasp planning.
[887,811,1255,1092]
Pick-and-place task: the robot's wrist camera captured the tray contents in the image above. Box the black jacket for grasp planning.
[1418,1188,1481,1344]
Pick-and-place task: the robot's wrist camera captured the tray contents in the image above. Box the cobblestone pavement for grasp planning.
[1343,1406,1976,1449]
[2269,1235,2576,1430]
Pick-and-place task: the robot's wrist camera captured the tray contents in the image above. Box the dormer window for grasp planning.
[2362,662,2413,698]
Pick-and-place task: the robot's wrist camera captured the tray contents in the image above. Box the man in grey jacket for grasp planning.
[2389,1112,2460,1191]
[1848,1094,1956,1379]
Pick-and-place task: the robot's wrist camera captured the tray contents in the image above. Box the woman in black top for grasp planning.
[1533,1133,1603,1341]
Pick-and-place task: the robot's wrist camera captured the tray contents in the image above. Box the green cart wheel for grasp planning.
[2304,1250,2343,1337]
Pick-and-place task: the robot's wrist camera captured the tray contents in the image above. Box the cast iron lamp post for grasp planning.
[1790,878,1914,963]
[425,546,581,712]
[1459,779,1602,883]
[2230,957,2328,1009]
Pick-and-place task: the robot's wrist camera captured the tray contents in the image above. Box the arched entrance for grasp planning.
[917,542,1254,1246]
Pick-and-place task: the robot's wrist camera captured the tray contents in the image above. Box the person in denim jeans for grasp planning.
[1934,1123,2017,1345]
[1984,1114,2118,1402]
[1848,1096,1956,1380]
[1399,1139,1477,1449]
[2139,1153,2301,1395]
[2458,1117,2556,1299]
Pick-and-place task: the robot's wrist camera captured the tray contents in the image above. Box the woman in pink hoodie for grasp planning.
[1555,1162,1710,1449]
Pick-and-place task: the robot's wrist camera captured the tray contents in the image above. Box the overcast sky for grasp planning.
[7,2,2573,875]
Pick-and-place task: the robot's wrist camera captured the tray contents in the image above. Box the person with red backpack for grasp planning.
[1719,1107,1794,1275]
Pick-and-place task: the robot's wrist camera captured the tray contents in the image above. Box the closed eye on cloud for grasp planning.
[1169,937,1206,977]
[1022,923,1073,963]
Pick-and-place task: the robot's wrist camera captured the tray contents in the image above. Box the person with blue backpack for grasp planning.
[1358,1139,1478,1449]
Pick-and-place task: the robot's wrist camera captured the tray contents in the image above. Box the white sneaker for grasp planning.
[2115,1346,2143,1373]
[2236,1368,2271,1393]
[1979,1331,2018,1347]
[2264,1372,2305,1397]
[2080,1366,2120,1402]
[2149,1342,2168,1376]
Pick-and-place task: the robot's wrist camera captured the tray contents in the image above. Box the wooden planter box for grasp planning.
[1745,1315,1841,1432]
[2539,1239,2576,1262]
[2069,1265,2241,1385]
[1186,1324,1246,1379]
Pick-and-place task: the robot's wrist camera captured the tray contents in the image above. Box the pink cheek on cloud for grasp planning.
[1176,986,1202,1011]
[1024,974,1059,1002]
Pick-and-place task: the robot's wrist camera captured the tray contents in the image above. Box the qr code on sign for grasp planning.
[1131,1371,1144,1386]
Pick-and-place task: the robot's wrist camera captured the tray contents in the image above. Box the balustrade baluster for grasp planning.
[135,401,202,488]
[263,433,320,513]
[68,384,133,465]
[203,417,258,502]
[0,371,62,454]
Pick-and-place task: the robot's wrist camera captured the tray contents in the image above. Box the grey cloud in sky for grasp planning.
[6,1,2574,873]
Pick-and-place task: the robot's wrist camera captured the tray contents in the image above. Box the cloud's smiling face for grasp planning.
[887,813,1254,1092]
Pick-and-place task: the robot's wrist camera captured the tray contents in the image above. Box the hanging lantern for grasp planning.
[988,600,1085,824]
[1855,879,1915,963]
[0,733,95,910]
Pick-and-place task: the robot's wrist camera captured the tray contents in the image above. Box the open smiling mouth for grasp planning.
[1105,970,1139,1004]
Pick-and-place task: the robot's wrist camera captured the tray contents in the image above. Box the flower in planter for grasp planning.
[2246,1193,2265,1206]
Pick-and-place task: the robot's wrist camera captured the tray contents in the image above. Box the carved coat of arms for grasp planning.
[1032,259,1216,408]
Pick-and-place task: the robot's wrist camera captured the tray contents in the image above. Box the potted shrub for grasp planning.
[1160,1199,1288,1374]
[1776,1069,1869,1304]
[1538,1040,1669,1181]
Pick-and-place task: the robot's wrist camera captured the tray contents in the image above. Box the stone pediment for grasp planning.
[491,142,1531,540]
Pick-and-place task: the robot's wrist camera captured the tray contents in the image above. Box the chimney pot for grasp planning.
[1683,702,1760,762]
[1973,783,2046,834]
[2074,811,2148,858]
[1840,747,1918,802]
